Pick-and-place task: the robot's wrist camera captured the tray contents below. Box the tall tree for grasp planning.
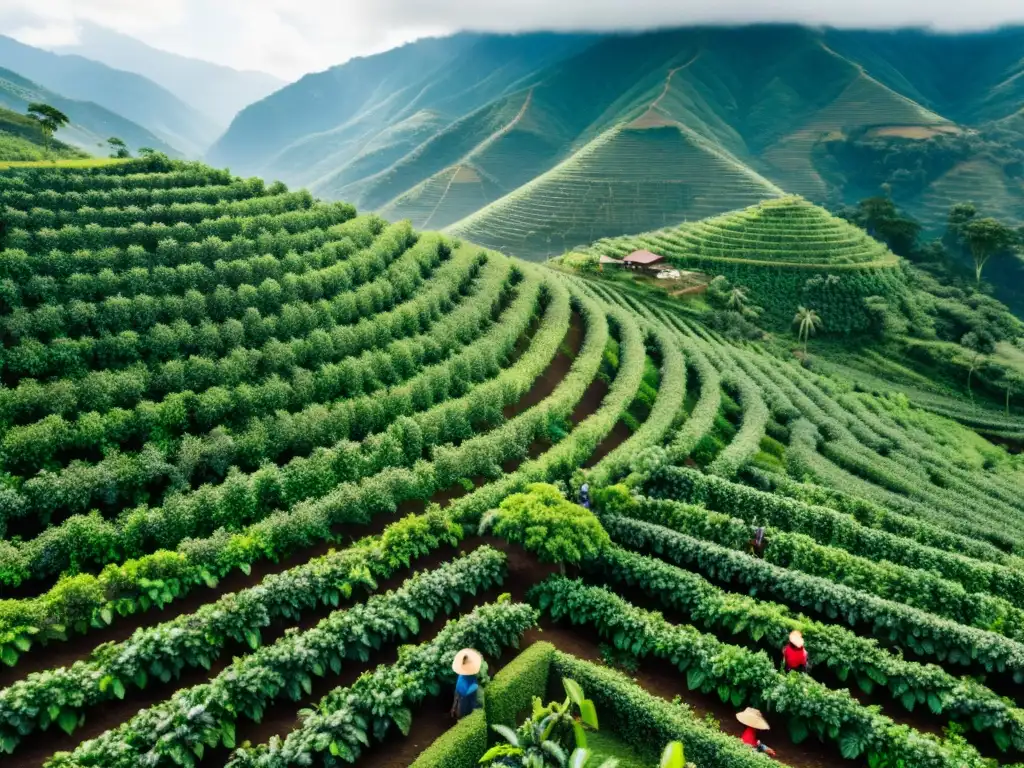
[26,103,70,154]
[1000,370,1024,416]
[960,332,987,398]
[107,137,130,158]
[793,306,823,355]
[961,217,1017,285]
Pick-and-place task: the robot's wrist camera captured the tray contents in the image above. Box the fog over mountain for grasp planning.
[2,0,1024,78]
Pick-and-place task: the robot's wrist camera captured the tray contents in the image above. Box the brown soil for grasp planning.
[571,377,608,425]
[583,420,632,468]
[671,285,708,297]
[504,310,583,419]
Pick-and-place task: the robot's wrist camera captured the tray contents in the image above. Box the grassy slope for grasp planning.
[446,122,784,261]
[572,196,906,331]
[0,66,178,157]
[0,105,87,161]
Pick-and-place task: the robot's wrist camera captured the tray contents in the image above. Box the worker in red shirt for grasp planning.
[782,630,809,672]
[736,708,776,757]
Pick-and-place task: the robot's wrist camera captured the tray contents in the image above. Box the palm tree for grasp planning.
[793,306,822,355]
[26,103,70,154]
[727,286,748,312]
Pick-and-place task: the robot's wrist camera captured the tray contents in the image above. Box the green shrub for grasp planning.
[482,483,610,566]
[550,652,766,768]
[485,641,554,732]
[409,710,487,768]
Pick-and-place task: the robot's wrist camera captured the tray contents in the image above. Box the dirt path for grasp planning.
[504,310,583,419]
[584,420,632,468]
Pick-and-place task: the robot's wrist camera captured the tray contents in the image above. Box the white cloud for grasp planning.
[2,0,1023,80]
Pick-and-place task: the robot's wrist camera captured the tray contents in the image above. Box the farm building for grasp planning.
[598,254,622,267]
[623,249,665,270]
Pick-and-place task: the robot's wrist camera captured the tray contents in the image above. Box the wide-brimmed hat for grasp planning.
[789,630,804,648]
[736,708,770,730]
[452,648,482,675]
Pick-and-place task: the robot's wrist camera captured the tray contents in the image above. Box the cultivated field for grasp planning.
[579,196,907,332]
[0,157,1023,768]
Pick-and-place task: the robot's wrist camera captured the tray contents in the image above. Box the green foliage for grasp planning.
[482,483,610,566]
[586,543,1024,753]
[580,196,907,333]
[25,104,69,152]
[410,710,487,768]
[550,653,765,768]
[534,578,993,768]
[485,641,555,732]
[480,677,600,768]
[0,511,467,751]
[560,252,600,274]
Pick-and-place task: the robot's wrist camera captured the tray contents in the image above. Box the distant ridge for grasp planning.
[208,25,1024,255]
[0,34,219,156]
[52,22,284,127]
[0,66,179,157]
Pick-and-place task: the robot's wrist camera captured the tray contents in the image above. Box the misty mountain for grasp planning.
[0,66,179,157]
[0,34,220,157]
[52,22,284,127]
[209,25,1024,260]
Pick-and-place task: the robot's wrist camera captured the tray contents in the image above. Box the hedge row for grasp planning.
[587,544,1024,753]
[640,465,1024,609]
[533,578,989,768]
[0,511,466,751]
[0,268,573,649]
[2,214,385,311]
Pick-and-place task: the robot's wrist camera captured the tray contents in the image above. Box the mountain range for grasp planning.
[0,25,284,159]
[0,66,178,156]
[0,34,220,157]
[51,23,284,128]
[209,25,1024,260]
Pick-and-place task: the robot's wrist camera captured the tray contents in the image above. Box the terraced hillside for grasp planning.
[579,196,907,332]
[211,25,1024,253]
[445,123,784,260]
[1,157,1023,768]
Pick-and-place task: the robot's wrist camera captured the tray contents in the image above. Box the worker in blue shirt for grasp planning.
[451,648,483,719]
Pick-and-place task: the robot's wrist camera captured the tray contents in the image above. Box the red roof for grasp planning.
[623,249,664,265]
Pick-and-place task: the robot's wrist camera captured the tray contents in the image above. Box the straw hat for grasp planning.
[736,708,770,730]
[452,648,482,675]
[789,630,804,648]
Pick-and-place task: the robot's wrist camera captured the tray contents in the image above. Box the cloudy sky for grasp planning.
[3,0,1024,81]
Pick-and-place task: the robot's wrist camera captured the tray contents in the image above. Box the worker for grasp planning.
[736,708,776,757]
[450,648,483,719]
[782,630,809,673]
[579,482,591,509]
[749,526,768,558]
